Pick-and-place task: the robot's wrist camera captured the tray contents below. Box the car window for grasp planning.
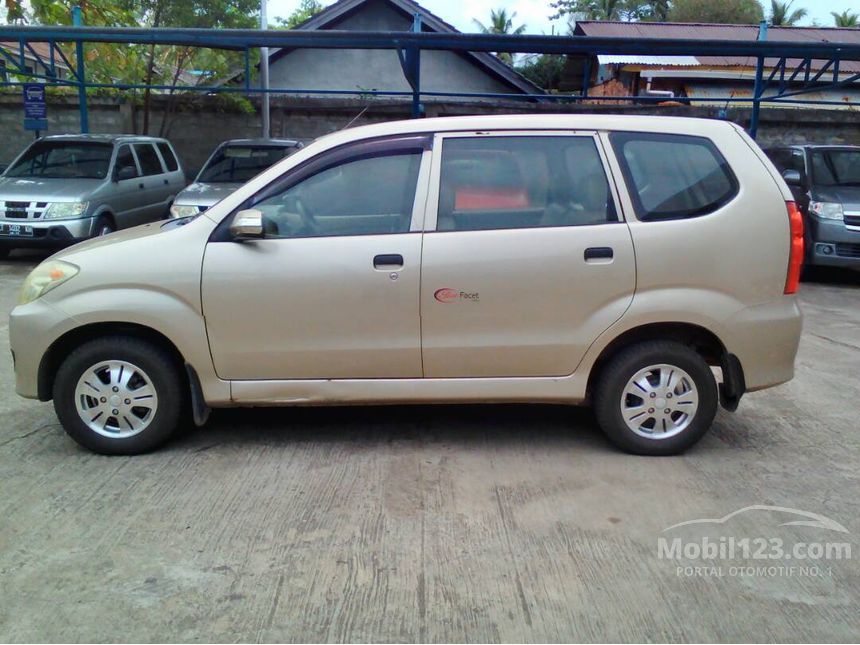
[199,145,293,183]
[436,136,616,232]
[252,152,422,239]
[6,141,113,179]
[134,143,165,176]
[115,145,138,178]
[611,132,738,221]
[156,142,179,172]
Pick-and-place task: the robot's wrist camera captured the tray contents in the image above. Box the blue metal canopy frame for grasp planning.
[1,23,859,137]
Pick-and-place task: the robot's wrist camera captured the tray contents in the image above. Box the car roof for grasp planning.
[37,134,169,144]
[777,144,860,151]
[217,138,302,148]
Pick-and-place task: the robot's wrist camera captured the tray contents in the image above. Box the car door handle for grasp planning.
[138,182,145,189]
[584,247,613,261]
[373,254,403,268]
[163,178,169,185]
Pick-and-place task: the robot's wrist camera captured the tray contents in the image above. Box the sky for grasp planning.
[267,0,860,33]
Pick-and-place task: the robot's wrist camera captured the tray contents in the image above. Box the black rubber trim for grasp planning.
[184,363,211,427]
[719,352,746,412]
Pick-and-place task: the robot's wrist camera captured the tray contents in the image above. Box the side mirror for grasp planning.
[229,208,264,240]
[115,165,137,182]
[782,169,802,187]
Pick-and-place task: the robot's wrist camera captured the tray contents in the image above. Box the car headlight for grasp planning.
[809,201,843,220]
[44,201,89,220]
[170,204,201,218]
[18,260,79,305]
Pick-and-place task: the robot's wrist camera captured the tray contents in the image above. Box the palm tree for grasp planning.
[770,0,807,26]
[831,9,859,27]
[472,8,526,65]
[472,8,527,36]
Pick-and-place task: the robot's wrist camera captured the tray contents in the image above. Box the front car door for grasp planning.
[201,135,432,380]
[133,142,169,221]
[419,131,636,377]
[111,144,146,229]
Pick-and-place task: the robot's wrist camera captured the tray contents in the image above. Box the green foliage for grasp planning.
[769,0,807,26]
[550,0,668,21]
[831,9,859,27]
[472,8,527,64]
[274,0,325,28]
[516,54,566,91]
[669,0,764,23]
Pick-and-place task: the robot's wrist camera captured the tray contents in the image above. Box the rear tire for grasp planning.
[0,247,9,260]
[53,336,184,455]
[594,341,717,456]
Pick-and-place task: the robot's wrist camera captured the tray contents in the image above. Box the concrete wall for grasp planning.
[267,0,518,100]
[2,93,859,173]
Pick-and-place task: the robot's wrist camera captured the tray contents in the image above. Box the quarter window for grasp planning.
[134,143,165,176]
[437,136,616,232]
[252,152,422,239]
[611,132,738,221]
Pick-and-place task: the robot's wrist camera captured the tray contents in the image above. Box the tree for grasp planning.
[274,0,324,29]
[550,0,668,21]
[472,8,526,64]
[669,0,764,24]
[769,0,807,26]
[831,10,859,27]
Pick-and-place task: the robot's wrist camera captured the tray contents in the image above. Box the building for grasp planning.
[0,41,71,82]
[567,21,860,109]
[263,0,543,102]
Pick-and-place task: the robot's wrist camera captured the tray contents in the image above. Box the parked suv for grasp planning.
[9,115,803,456]
[170,138,302,218]
[0,134,184,257]
[767,144,860,270]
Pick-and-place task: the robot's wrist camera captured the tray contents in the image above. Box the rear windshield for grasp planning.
[198,145,293,183]
[810,149,860,187]
[6,141,113,180]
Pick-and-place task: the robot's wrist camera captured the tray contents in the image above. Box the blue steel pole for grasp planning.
[411,13,422,118]
[72,5,89,133]
[749,20,767,139]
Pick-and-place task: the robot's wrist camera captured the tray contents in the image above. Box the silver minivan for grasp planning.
[9,115,803,456]
[0,134,185,257]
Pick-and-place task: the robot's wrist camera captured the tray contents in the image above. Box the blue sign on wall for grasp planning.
[23,83,48,131]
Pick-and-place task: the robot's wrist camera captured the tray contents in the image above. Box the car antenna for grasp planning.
[341,106,369,131]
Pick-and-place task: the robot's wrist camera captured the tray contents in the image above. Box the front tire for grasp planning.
[93,216,115,237]
[594,341,718,456]
[53,337,184,455]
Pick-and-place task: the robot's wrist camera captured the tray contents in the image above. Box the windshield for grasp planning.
[198,145,292,183]
[810,149,860,188]
[6,141,113,179]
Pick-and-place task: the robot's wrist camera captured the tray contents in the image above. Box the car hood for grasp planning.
[0,176,103,201]
[173,182,241,208]
[812,185,860,210]
[54,217,202,261]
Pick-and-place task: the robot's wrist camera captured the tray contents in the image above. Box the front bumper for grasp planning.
[9,296,78,400]
[0,217,95,249]
[806,216,860,269]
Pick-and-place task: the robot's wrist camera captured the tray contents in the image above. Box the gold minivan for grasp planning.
[9,115,804,456]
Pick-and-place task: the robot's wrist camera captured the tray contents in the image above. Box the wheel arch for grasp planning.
[586,322,743,406]
[38,322,187,402]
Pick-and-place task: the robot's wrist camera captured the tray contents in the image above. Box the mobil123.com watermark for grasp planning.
[656,505,852,578]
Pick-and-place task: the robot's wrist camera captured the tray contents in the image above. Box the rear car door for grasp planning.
[420,131,636,377]
[201,135,432,380]
[111,144,148,229]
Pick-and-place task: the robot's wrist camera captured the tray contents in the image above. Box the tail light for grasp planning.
[784,201,804,295]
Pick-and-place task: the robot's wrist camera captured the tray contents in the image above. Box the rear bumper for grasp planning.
[724,297,803,392]
[0,217,94,249]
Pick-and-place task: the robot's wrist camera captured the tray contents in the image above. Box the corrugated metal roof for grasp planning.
[0,40,70,68]
[597,54,700,66]
[576,21,860,73]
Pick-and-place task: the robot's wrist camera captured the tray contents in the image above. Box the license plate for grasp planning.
[0,223,34,237]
